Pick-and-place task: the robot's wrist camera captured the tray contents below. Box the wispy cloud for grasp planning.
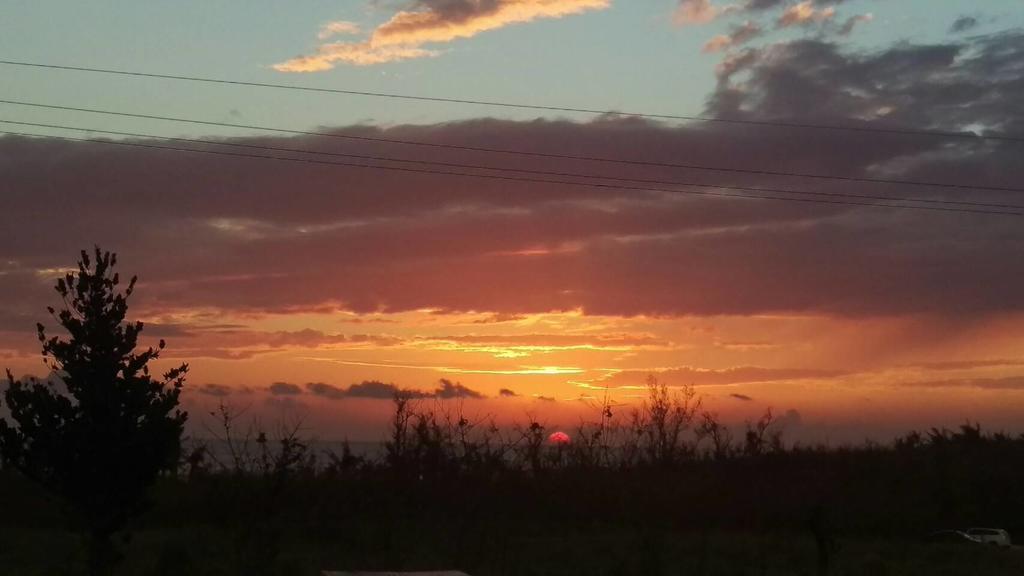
[676,0,871,56]
[443,366,585,375]
[416,332,671,358]
[302,357,584,376]
[950,15,978,34]
[703,20,762,53]
[318,20,361,39]
[158,328,405,360]
[598,366,849,388]
[910,359,1024,371]
[837,12,872,36]
[674,0,725,25]
[371,0,609,47]
[273,44,438,71]
[902,377,1024,391]
[777,1,835,28]
[274,0,609,70]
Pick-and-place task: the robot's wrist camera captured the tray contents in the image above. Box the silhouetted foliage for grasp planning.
[0,248,187,575]
[194,402,323,575]
[5,380,1024,574]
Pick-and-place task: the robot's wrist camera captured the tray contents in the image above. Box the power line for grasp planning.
[2,99,1022,196]
[4,118,1021,212]
[2,59,1021,144]
[1,129,1017,217]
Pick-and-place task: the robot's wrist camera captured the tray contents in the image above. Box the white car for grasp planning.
[966,528,1012,547]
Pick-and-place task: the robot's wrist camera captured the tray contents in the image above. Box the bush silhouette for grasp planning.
[0,248,188,575]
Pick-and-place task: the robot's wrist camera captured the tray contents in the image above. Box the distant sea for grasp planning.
[186,438,387,468]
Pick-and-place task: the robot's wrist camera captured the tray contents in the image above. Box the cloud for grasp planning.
[703,37,731,54]
[153,328,405,360]
[318,21,362,39]
[903,377,1024,391]
[306,379,432,399]
[306,381,351,399]
[777,1,835,28]
[950,15,978,34]
[742,0,845,13]
[206,328,402,349]
[678,0,852,35]
[269,382,304,396]
[434,378,485,399]
[273,44,438,70]
[499,388,520,397]
[703,21,762,53]
[422,332,670,350]
[604,366,847,388]
[741,0,785,10]
[301,378,485,400]
[345,380,415,398]
[708,32,1024,133]
[371,0,609,47]
[730,393,754,401]
[275,0,609,70]
[195,383,234,397]
[3,32,1024,326]
[473,312,528,324]
[912,359,1024,371]
[674,0,722,25]
[836,12,872,36]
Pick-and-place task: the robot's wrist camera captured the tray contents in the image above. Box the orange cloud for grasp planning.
[414,332,671,359]
[777,1,835,28]
[303,356,584,376]
[837,12,873,36]
[157,328,406,359]
[318,21,361,40]
[597,366,849,388]
[372,0,609,47]
[273,43,439,71]
[274,0,609,71]
[673,0,721,25]
[702,20,761,53]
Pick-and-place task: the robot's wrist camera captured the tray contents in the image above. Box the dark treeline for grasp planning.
[7,382,1023,575]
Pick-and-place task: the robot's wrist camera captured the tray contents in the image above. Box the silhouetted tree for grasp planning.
[0,248,187,575]
[743,408,781,457]
[697,410,734,460]
[631,376,701,467]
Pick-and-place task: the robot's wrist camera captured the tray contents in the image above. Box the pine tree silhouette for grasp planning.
[0,248,188,575]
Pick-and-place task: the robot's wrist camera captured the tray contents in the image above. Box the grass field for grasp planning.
[4,522,1024,576]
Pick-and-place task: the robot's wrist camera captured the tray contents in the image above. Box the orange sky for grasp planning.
[7,304,1021,443]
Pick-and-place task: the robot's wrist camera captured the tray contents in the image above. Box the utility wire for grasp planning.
[2,99,1022,196]
[1,129,1017,217]
[1,59,1021,144]
[4,118,1020,212]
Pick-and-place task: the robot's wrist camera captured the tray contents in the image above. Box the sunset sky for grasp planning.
[2,1,1024,442]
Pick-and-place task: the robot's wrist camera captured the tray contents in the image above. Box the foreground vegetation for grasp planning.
[4,388,1024,576]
